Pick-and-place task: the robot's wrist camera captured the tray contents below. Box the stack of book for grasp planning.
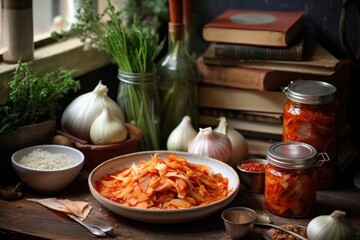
[198,9,349,157]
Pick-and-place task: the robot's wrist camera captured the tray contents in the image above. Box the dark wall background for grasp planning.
[190,0,360,146]
[192,0,359,60]
[63,1,360,147]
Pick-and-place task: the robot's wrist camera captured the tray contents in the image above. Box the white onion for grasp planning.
[307,210,356,240]
[61,81,124,142]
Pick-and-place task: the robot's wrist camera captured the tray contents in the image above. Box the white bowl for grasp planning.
[11,144,84,194]
[89,151,240,224]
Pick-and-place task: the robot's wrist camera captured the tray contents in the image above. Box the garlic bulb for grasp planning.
[167,116,197,151]
[215,117,249,167]
[61,81,125,142]
[188,127,232,163]
[90,106,127,145]
[307,210,356,240]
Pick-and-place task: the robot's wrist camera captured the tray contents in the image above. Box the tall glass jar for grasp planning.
[157,0,199,148]
[265,141,319,218]
[117,70,160,150]
[283,80,339,189]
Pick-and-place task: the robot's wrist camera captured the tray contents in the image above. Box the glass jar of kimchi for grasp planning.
[283,80,338,189]
[265,141,319,218]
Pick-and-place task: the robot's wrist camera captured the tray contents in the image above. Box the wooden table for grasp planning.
[1,164,360,240]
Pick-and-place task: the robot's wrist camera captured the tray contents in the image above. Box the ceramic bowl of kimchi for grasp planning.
[88,151,240,224]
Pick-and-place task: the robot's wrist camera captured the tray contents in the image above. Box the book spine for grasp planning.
[199,108,283,124]
[199,115,283,135]
[196,58,267,91]
[246,138,280,157]
[214,43,303,61]
[198,86,287,113]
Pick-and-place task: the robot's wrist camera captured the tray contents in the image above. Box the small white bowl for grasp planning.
[11,144,84,194]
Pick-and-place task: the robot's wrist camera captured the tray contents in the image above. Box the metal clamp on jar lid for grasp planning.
[283,80,337,105]
[267,141,319,169]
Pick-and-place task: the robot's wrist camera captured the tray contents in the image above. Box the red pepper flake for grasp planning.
[239,161,266,172]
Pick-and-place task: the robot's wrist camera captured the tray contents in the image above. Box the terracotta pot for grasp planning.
[68,123,143,172]
[0,120,56,152]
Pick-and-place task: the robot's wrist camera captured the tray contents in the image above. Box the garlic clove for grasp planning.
[90,106,127,145]
[167,115,197,151]
[215,117,249,167]
[188,127,232,163]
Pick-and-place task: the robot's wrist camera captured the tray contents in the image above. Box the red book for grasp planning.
[202,9,305,47]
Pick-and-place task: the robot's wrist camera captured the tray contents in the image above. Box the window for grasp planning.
[0,0,84,53]
[0,0,109,104]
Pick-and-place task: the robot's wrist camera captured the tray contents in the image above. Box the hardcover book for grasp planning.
[199,114,283,139]
[246,138,280,157]
[198,85,288,114]
[196,57,345,91]
[202,9,305,47]
[202,38,340,76]
[205,36,305,61]
[199,107,283,124]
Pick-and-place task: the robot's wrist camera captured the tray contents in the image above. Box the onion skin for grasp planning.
[52,135,74,147]
[214,117,248,167]
[307,210,356,240]
[166,115,197,151]
[188,127,232,163]
[61,81,125,142]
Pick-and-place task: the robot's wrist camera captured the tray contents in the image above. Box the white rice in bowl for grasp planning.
[18,148,76,170]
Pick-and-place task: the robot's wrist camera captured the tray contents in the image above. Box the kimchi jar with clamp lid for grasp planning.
[283,80,338,189]
[264,141,327,218]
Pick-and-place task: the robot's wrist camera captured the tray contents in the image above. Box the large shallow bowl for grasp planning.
[89,151,240,224]
[11,144,84,194]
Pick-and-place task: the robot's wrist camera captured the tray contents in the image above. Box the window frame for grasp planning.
[0,38,111,104]
[0,0,108,104]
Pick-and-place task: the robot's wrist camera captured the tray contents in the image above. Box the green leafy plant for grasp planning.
[118,0,168,29]
[52,0,165,150]
[0,60,80,133]
[52,0,164,73]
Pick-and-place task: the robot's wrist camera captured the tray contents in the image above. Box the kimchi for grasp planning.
[94,153,230,209]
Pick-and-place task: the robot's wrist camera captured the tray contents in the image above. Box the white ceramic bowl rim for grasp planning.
[11,144,85,172]
[89,151,240,213]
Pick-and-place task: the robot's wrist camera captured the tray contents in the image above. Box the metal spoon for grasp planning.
[88,223,115,236]
[254,210,308,240]
[67,214,107,238]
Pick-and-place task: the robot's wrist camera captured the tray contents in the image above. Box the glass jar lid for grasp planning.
[267,141,317,169]
[284,80,336,105]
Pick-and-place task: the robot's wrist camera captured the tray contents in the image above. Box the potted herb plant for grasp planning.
[53,0,165,150]
[0,60,80,151]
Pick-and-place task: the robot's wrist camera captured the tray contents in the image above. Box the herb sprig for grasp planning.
[0,60,80,133]
[53,0,164,74]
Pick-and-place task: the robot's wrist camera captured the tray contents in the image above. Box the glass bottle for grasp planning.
[157,0,199,148]
[265,141,319,218]
[283,80,338,189]
[183,0,206,59]
[117,70,160,150]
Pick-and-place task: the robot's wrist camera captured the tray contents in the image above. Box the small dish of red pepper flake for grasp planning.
[236,159,267,193]
[238,161,267,172]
